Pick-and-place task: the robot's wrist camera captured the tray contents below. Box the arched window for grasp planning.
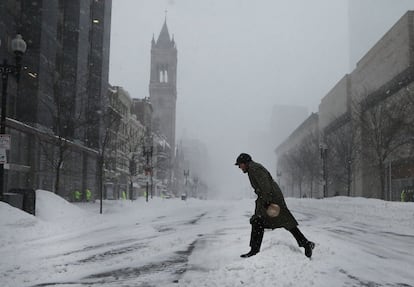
[159,69,168,83]
[158,65,169,83]
[159,70,164,82]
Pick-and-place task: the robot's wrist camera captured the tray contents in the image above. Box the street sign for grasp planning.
[0,134,11,150]
[0,148,6,164]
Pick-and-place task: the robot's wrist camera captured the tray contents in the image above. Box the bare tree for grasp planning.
[401,86,414,140]
[278,154,295,196]
[125,120,144,200]
[355,93,413,199]
[152,136,171,188]
[298,132,320,198]
[96,105,121,213]
[279,147,306,198]
[36,52,88,195]
[325,117,355,196]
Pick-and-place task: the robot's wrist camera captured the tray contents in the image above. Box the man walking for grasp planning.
[235,153,315,258]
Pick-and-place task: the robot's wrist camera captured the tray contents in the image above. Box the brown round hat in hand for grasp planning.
[266,203,280,217]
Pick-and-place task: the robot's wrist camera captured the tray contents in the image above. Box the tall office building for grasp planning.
[0,0,112,148]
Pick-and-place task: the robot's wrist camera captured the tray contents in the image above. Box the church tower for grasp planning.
[149,18,177,154]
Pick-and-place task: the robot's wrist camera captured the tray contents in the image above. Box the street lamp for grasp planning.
[129,153,138,201]
[143,132,153,202]
[193,176,199,198]
[319,142,328,198]
[184,169,189,186]
[182,169,189,200]
[0,34,27,200]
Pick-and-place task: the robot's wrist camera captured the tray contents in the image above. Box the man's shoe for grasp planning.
[240,250,259,258]
[304,241,315,258]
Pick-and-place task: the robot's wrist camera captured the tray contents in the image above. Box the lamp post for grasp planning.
[143,132,153,202]
[183,169,189,200]
[129,153,137,201]
[346,159,352,197]
[319,142,328,198]
[184,169,189,186]
[387,161,392,201]
[193,176,198,198]
[0,34,27,201]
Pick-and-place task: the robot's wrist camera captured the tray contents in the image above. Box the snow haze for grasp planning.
[109,0,414,198]
[1,190,413,286]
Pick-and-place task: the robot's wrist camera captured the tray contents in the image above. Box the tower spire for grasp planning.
[149,16,178,184]
[156,14,172,47]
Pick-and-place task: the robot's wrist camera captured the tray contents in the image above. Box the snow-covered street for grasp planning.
[1,190,414,287]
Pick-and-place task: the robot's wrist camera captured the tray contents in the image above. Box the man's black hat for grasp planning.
[235,153,252,165]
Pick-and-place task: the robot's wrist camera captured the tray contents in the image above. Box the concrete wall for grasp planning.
[319,75,350,131]
[351,11,413,103]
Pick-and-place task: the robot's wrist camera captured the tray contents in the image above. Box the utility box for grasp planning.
[8,188,36,215]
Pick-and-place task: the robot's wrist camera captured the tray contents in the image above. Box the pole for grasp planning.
[146,181,149,202]
[347,160,351,197]
[130,180,133,201]
[323,152,328,198]
[1,62,8,133]
[388,161,392,201]
[100,159,103,214]
[150,147,153,198]
[0,35,26,201]
[320,145,327,198]
[129,156,135,201]
[150,172,153,199]
[0,61,9,200]
[145,147,150,202]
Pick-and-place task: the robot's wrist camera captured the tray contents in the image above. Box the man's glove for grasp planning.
[250,215,264,225]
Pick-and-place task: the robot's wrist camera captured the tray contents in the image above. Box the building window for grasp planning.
[159,70,168,83]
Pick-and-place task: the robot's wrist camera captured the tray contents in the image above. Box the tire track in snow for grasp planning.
[28,211,212,287]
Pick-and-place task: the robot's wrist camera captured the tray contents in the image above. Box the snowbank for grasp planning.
[36,190,89,223]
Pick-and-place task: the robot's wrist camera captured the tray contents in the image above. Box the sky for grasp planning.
[1,190,413,286]
[109,0,414,197]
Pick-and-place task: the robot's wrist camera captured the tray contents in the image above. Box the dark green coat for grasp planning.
[247,161,298,230]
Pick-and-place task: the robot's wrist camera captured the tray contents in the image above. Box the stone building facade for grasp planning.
[149,19,177,157]
[276,11,414,200]
[0,1,112,199]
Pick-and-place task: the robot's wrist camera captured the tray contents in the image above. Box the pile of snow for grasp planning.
[0,201,39,248]
[289,196,414,233]
[36,190,89,223]
[0,190,96,248]
[0,201,36,226]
